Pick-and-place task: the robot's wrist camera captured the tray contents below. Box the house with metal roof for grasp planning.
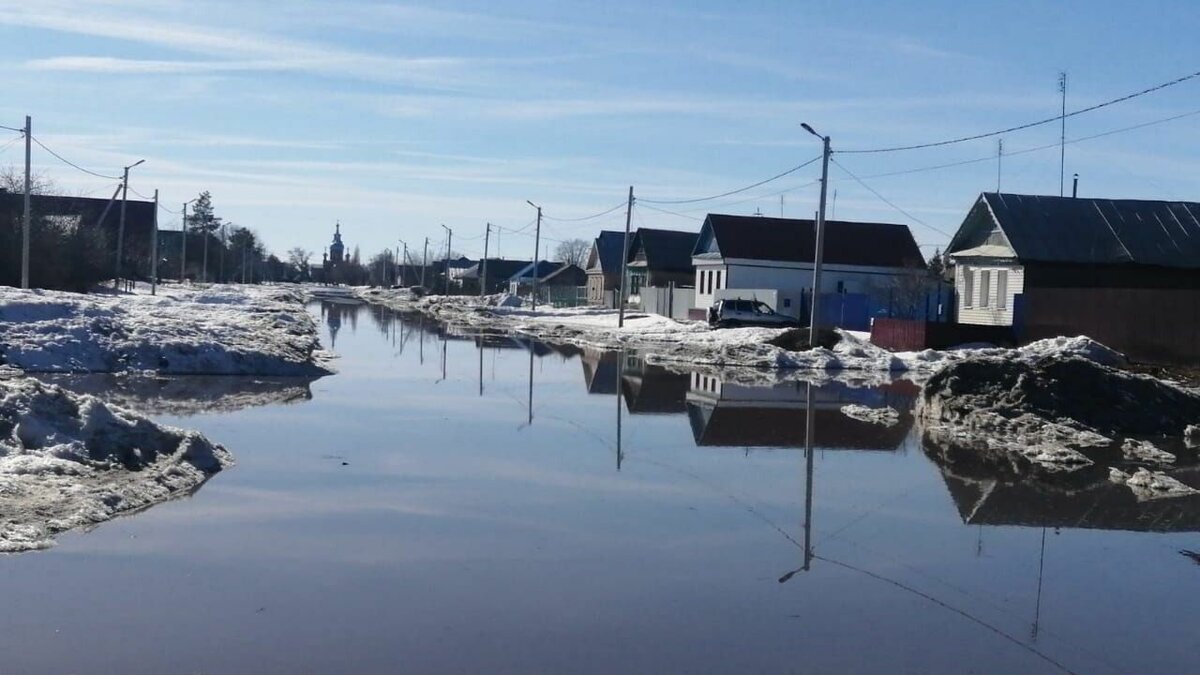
[945,193,1200,361]
[689,213,926,320]
[458,258,532,294]
[584,230,628,307]
[623,228,699,318]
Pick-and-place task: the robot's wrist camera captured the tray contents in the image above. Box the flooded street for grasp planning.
[5,300,1198,674]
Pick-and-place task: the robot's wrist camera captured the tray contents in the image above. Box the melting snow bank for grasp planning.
[0,376,232,552]
[0,285,332,376]
[841,404,900,426]
[1110,468,1200,501]
[921,351,1200,484]
[357,290,1128,381]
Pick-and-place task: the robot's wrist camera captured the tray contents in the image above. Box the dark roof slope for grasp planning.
[967,192,1200,268]
[592,231,628,272]
[698,214,925,268]
[459,259,531,280]
[628,228,699,272]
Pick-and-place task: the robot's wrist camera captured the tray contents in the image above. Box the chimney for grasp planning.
[1072,173,1079,198]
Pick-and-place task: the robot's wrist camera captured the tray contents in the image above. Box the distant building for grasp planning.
[584,230,628,307]
[690,213,925,320]
[320,222,348,284]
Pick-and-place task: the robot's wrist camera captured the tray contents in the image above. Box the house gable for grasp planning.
[700,213,924,269]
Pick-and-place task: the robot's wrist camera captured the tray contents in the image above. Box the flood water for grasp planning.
[6,300,1199,674]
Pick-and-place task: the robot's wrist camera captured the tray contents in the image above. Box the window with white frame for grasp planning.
[980,270,991,308]
[962,269,974,308]
[996,270,1008,309]
[715,270,722,290]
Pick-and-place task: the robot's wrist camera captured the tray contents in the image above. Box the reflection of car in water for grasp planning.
[707,298,798,328]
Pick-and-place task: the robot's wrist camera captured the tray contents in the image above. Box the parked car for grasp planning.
[707,298,798,328]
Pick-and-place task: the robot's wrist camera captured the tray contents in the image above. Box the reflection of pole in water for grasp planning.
[478,339,484,396]
[419,317,425,365]
[440,337,447,382]
[616,349,624,471]
[1032,527,1047,641]
[527,349,534,426]
[802,380,815,571]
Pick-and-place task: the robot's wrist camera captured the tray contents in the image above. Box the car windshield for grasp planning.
[753,302,774,314]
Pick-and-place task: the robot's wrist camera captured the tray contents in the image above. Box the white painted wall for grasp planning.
[955,262,1024,326]
[693,257,920,315]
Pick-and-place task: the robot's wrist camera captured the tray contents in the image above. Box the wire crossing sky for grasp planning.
[0,0,1197,258]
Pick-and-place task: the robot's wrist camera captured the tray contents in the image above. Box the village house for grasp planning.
[946,192,1200,362]
[690,214,926,320]
[624,228,698,319]
[458,258,532,294]
[584,230,627,307]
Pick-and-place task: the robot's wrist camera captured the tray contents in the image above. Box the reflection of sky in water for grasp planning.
[0,299,1196,673]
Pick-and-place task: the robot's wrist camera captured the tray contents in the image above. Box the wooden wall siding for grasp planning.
[1022,287,1200,364]
[957,263,1024,326]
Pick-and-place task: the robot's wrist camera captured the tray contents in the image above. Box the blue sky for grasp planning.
[2,0,1199,262]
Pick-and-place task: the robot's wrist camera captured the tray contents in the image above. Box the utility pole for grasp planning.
[20,115,30,289]
[618,186,634,327]
[801,123,830,347]
[399,239,408,286]
[180,202,188,282]
[202,220,209,283]
[421,237,428,288]
[114,159,143,290]
[480,223,490,297]
[441,223,452,295]
[526,200,542,310]
[241,234,248,284]
[219,222,227,283]
[1058,71,1067,197]
[150,189,159,295]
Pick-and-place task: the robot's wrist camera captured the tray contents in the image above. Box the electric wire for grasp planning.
[840,67,1200,154]
[637,203,703,221]
[0,123,24,133]
[30,136,121,180]
[542,201,627,222]
[856,106,1200,182]
[641,155,821,204]
[831,157,952,237]
[0,134,23,154]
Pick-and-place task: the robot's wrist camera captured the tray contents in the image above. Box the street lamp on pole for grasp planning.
[526,200,542,310]
[801,122,831,348]
[440,223,452,295]
[114,158,145,290]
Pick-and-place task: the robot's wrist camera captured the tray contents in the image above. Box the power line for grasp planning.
[542,201,627,222]
[637,203,703,221]
[854,106,1200,182]
[831,157,952,237]
[30,136,121,180]
[841,67,1200,154]
[0,124,23,133]
[641,155,821,204]
[0,134,23,154]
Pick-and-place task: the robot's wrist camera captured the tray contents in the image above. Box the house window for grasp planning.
[783,298,791,308]
[996,270,1008,309]
[963,269,974,308]
[836,280,845,293]
[706,270,713,295]
[979,270,991,308]
[715,270,722,290]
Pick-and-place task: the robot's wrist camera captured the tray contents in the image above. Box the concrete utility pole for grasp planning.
[219,223,227,283]
[441,223,452,295]
[421,237,428,288]
[150,189,159,295]
[618,186,634,327]
[996,138,1003,192]
[480,223,490,297]
[1058,71,1067,197]
[801,123,830,348]
[20,115,30,289]
[114,158,145,290]
[399,239,408,286]
[526,200,542,310]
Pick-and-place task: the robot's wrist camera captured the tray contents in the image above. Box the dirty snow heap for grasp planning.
[0,375,233,552]
[0,285,330,375]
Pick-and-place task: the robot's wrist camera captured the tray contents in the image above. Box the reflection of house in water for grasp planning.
[580,348,621,395]
[929,444,1200,532]
[686,374,916,449]
[620,357,689,414]
[319,300,361,348]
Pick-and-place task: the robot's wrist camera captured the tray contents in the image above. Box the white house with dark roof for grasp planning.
[690,213,926,319]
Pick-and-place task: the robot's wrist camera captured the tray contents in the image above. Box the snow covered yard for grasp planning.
[0,284,332,376]
[0,373,232,552]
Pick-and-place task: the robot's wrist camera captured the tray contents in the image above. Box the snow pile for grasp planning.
[841,404,900,426]
[0,285,331,376]
[1110,468,1200,501]
[0,377,232,552]
[921,353,1200,471]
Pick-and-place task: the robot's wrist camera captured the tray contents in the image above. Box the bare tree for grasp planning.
[554,238,590,267]
[287,246,311,273]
